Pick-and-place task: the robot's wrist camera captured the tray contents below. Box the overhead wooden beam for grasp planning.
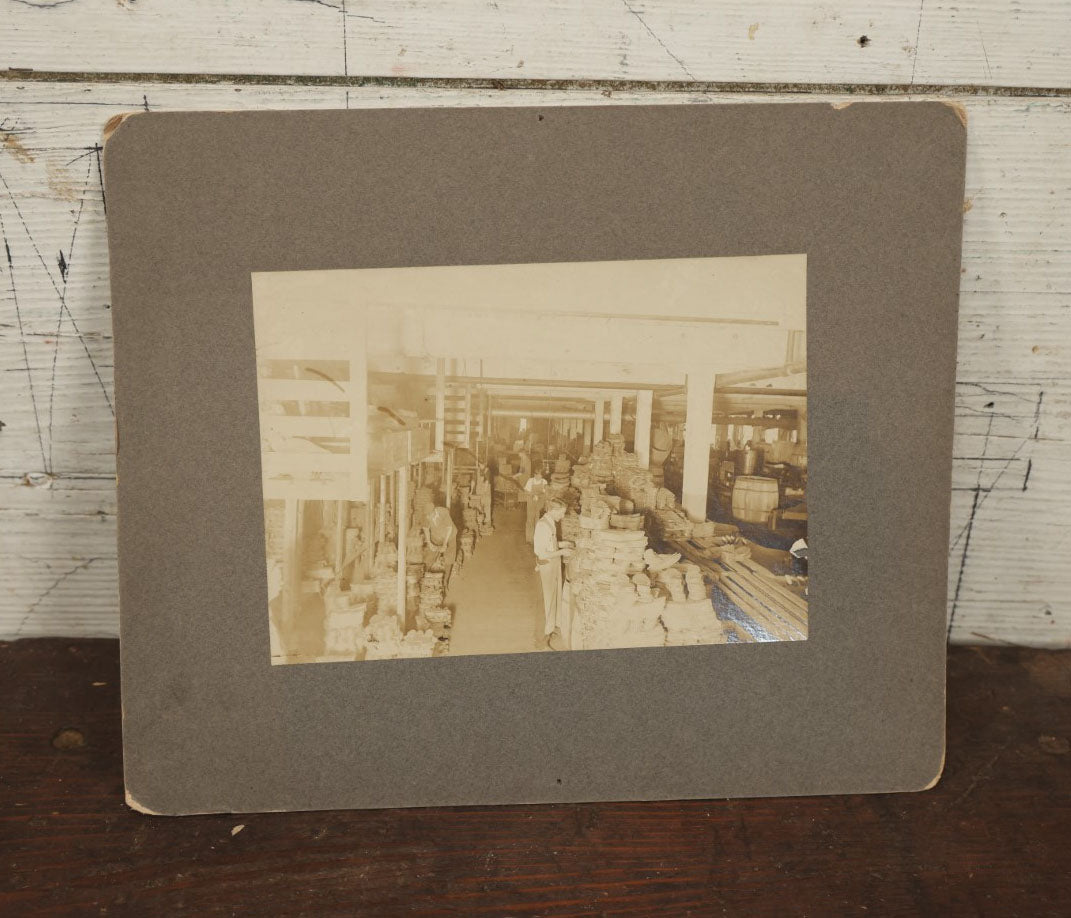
[491,408,597,420]
[403,308,787,368]
[369,371,682,394]
[716,387,807,398]
[476,390,636,404]
[714,362,806,388]
[479,384,640,400]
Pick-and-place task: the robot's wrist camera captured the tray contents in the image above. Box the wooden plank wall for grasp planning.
[0,2,1068,647]
[3,1,1068,86]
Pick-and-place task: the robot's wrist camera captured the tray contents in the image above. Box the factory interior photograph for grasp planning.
[252,256,808,665]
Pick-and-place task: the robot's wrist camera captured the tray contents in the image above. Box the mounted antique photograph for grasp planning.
[252,255,808,665]
[99,102,969,824]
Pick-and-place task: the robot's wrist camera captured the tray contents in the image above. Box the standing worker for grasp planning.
[533,498,571,648]
[522,467,548,544]
[422,504,458,588]
[516,448,533,481]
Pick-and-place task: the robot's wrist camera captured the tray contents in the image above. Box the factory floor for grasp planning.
[446,506,549,656]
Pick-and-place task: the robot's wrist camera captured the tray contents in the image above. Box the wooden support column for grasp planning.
[364,486,374,581]
[377,474,387,552]
[333,500,347,573]
[593,398,605,444]
[445,447,454,510]
[435,357,446,453]
[682,371,715,522]
[396,465,408,627]
[349,311,369,501]
[463,384,472,448]
[583,419,593,452]
[479,387,488,456]
[282,497,301,631]
[635,390,653,469]
[609,395,623,435]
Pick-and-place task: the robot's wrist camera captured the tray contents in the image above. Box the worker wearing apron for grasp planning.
[523,470,548,544]
[533,499,571,646]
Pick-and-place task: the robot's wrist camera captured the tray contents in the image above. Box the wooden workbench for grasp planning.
[667,535,808,642]
[2,639,1068,915]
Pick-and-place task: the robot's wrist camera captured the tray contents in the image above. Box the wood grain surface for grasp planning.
[1,81,1068,647]
[3,0,1069,88]
[2,639,1068,916]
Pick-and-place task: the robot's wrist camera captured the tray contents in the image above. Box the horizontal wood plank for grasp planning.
[258,378,351,402]
[260,414,351,439]
[0,81,1068,648]
[1,0,345,79]
[261,450,353,476]
[2,1,1069,88]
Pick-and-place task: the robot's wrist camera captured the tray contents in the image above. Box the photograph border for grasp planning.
[251,255,809,665]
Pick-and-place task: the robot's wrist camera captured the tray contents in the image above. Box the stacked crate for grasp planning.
[654,564,726,646]
[648,507,695,541]
[569,516,667,651]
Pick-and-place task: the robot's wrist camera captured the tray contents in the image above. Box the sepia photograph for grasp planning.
[252,256,808,665]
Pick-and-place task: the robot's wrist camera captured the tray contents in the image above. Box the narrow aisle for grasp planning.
[447,507,547,656]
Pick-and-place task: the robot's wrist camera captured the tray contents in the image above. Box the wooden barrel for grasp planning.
[731,476,779,524]
[609,512,644,530]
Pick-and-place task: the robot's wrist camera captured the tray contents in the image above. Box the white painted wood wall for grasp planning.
[1,2,1068,647]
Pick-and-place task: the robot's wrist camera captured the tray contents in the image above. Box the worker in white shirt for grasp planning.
[522,469,548,544]
[533,498,572,647]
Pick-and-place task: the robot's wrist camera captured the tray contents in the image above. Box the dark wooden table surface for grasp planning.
[2,641,1068,917]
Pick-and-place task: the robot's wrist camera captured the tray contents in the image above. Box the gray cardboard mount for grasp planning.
[104,102,966,815]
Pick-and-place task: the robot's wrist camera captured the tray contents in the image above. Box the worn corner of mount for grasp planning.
[920,743,947,791]
[940,100,969,129]
[102,111,144,147]
[124,787,165,816]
